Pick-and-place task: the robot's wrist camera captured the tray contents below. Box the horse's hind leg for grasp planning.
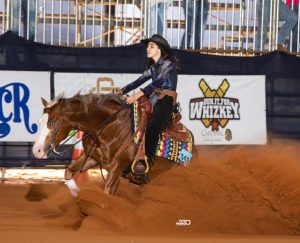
[65,152,98,179]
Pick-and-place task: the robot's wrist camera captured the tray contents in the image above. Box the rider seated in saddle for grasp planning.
[119,34,178,181]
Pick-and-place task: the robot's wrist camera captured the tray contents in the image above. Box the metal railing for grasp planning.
[0,0,299,55]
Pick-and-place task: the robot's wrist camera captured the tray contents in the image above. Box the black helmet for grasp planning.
[141,34,173,56]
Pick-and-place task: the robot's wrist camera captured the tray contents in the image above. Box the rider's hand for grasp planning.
[126,95,136,104]
[126,91,144,104]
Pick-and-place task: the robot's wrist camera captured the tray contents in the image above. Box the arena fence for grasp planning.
[0,0,299,55]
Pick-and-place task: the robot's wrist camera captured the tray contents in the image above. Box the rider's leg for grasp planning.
[145,95,174,165]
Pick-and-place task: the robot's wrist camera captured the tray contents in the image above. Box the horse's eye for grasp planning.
[48,120,55,127]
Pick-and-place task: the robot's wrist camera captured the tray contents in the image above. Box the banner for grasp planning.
[54,72,143,97]
[0,71,50,141]
[178,75,267,144]
[54,73,267,145]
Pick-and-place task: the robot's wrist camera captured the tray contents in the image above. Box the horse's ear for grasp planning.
[41,97,49,107]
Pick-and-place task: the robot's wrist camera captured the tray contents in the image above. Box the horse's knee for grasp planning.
[68,159,84,172]
[65,160,83,179]
[64,168,73,180]
[82,159,99,171]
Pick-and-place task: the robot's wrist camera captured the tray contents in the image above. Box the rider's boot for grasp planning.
[133,160,150,184]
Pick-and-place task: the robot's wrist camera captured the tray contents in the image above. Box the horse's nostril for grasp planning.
[38,149,41,153]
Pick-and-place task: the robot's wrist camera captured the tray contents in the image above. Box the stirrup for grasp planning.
[131,156,150,175]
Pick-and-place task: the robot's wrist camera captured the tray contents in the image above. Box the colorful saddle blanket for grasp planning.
[131,99,193,165]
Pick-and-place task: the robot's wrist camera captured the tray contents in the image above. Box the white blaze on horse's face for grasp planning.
[32,113,50,159]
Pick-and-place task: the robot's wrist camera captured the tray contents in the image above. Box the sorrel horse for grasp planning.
[32,93,188,195]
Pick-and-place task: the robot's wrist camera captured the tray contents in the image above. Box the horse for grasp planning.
[32,93,191,195]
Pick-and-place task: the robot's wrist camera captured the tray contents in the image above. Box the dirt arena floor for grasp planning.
[1,139,300,243]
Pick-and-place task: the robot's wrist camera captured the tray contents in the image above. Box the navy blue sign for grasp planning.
[0,82,37,138]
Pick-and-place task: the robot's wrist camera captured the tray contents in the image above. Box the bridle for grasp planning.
[45,101,66,157]
[45,101,129,161]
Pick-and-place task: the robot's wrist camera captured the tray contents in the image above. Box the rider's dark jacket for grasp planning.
[121,57,177,96]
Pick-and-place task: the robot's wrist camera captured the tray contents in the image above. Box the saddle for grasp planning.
[139,95,190,143]
[125,93,193,184]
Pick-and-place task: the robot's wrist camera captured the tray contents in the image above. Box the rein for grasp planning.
[78,104,129,174]
[46,103,128,157]
[47,103,129,182]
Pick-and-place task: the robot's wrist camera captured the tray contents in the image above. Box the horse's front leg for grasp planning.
[104,161,123,195]
[65,152,98,180]
[65,152,100,197]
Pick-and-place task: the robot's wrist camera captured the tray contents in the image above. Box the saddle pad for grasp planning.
[156,132,193,165]
[131,100,193,165]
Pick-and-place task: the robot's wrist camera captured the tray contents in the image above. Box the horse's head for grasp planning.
[33,97,72,159]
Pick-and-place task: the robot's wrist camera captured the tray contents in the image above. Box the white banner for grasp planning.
[54,72,143,97]
[178,75,267,144]
[55,73,267,145]
[0,71,51,142]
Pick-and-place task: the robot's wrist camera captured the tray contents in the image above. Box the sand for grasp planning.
[1,140,300,242]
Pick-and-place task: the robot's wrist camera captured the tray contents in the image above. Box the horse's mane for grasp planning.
[55,92,127,113]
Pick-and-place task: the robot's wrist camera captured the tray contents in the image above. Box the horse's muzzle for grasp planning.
[32,143,50,159]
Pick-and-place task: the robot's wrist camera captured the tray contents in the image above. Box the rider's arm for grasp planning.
[121,69,152,94]
[141,60,175,96]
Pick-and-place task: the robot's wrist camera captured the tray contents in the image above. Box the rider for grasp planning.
[120,34,178,181]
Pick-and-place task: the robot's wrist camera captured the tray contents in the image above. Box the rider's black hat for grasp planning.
[141,34,173,56]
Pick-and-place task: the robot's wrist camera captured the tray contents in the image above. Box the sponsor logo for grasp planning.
[189,79,240,132]
[0,83,37,138]
[176,219,192,226]
[92,77,120,94]
[225,128,232,141]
